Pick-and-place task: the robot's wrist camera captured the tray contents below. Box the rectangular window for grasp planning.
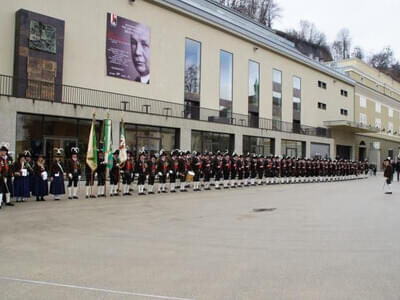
[360,96,367,108]
[375,118,381,129]
[243,136,275,156]
[272,69,282,130]
[360,113,367,125]
[340,89,348,97]
[318,102,327,110]
[375,102,381,113]
[389,108,394,118]
[184,38,201,120]
[248,60,260,128]
[219,50,233,120]
[340,109,348,116]
[191,130,234,153]
[293,76,301,131]
[388,122,394,134]
[318,80,327,89]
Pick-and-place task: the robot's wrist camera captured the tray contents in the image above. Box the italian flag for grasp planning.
[86,114,98,172]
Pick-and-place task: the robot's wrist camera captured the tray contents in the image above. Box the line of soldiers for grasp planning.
[106,149,369,196]
[0,144,370,208]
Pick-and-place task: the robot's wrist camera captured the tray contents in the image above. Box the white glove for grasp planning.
[69,173,73,179]
[78,176,81,181]
[158,172,162,176]
[169,170,173,174]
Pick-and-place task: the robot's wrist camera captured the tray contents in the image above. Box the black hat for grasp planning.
[232,152,238,158]
[171,149,179,156]
[185,150,191,155]
[54,148,64,157]
[0,146,8,152]
[71,147,79,155]
[113,149,120,155]
[24,150,32,157]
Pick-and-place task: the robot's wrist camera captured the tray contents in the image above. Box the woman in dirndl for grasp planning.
[32,154,49,201]
[13,153,31,202]
[50,149,65,200]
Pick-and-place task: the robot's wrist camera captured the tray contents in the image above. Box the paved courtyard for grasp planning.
[1,175,400,300]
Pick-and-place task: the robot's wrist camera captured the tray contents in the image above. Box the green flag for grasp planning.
[86,115,98,172]
[102,117,113,169]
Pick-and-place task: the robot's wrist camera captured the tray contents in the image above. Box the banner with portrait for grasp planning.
[106,13,150,84]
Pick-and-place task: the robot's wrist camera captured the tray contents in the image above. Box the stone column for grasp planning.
[180,127,191,151]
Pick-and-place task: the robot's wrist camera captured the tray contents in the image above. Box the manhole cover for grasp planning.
[253,208,276,213]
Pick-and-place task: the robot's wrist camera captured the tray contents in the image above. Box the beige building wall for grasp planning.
[0,0,354,129]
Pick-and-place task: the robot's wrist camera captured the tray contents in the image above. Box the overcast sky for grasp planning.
[274,0,400,60]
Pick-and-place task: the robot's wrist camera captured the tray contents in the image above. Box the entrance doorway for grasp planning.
[359,141,367,161]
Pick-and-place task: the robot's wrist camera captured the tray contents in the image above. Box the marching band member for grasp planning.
[121,150,135,196]
[202,152,212,190]
[236,154,244,187]
[66,147,82,199]
[243,153,251,186]
[230,153,238,188]
[191,151,202,191]
[0,145,13,208]
[169,150,179,192]
[213,151,223,190]
[24,150,34,195]
[13,153,30,202]
[109,150,120,197]
[157,150,169,193]
[136,151,148,195]
[222,152,231,189]
[257,155,264,185]
[178,151,188,192]
[148,153,157,194]
[96,150,107,197]
[32,154,48,201]
[50,148,65,201]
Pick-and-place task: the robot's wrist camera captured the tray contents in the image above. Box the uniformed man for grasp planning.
[213,151,223,189]
[66,147,82,199]
[109,150,120,196]
[230,153,238,188]
[243,153,251,186]
[49,148,65,201]
[169,150,179,192]
[96,150,107,197]
[148,153,157,194]
[222,152,231,189]
[383,158,393,194]
[24,150,34,196]
[121,150,135,196]
[157,150,169,193]
[192,151,202,191]
[0,145,13,208]
[136,150,148,195]
[202,152,212,190]
[178,151,188,192]
[256,155,264,185]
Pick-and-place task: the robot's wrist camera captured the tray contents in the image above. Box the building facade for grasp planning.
[0,0,358,164]
[334,59,400,168]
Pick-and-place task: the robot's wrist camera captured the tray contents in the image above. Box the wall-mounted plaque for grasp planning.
[13,9,64,102]
[29,20,56,54]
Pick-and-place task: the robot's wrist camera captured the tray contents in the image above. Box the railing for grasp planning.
[0,74,331,138]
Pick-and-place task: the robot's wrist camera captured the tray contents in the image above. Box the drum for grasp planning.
[186,171,195,182]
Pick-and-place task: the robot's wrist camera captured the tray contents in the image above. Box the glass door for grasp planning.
[136,137,161,154]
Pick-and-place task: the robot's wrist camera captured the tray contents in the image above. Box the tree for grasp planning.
[216,0,281,28]
[286,20,327,47]
[331,28,352,60]
[351,47,365,60]
[369,47,395,71]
